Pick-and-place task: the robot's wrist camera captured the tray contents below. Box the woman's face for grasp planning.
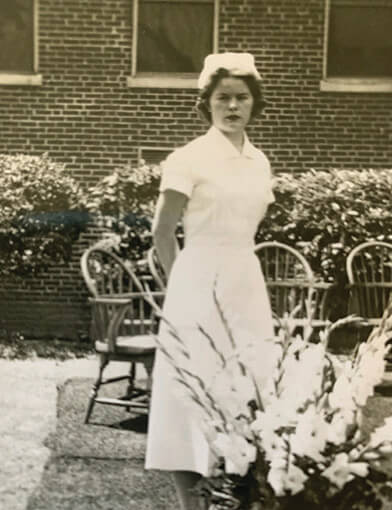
[208,77,254,135]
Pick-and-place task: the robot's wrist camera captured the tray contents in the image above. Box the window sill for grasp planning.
[127,74,198,89]
[320,78,392,93]
[0,73,43,86]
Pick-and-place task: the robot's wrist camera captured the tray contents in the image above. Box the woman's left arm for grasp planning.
[151,189,188,278]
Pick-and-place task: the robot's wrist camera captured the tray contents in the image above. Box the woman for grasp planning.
[145,52,275,510]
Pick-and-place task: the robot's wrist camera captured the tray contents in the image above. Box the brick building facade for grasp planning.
[0,0,391,339]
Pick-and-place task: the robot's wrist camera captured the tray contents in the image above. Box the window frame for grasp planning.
[320,0,392,92]
[0,0,42,86]
[127,0,219,89]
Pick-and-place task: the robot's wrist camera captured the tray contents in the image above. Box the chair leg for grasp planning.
[84,355,108,424]
[143,357,154,392]
[125,362,136,411]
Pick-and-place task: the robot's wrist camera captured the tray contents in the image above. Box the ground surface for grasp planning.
[1,341,392,510]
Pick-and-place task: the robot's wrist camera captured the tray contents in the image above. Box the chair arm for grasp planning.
[89,291,164,349]
[94,291,165,300]
[88,298,133,351]
[312,282,336,321]
[346,282,392,289]
[89,296,132,305]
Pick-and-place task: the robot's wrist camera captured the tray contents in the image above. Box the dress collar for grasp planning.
[205,126,259,160]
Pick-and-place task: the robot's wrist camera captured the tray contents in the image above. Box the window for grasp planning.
[321,0,392,92]
[128,0,219,88]
[0,0,41,85]
[138,146,172,165]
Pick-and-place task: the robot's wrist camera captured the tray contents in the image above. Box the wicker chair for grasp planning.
[80,247,162,424]
[346,241,392,326]
[254,241,331,330]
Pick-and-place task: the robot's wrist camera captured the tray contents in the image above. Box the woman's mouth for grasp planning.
[226,115,241,122]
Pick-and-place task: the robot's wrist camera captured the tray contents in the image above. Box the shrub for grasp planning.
[85,161,161,260]
[258,168,392,285]
[0,153,88,276]
[88,163,392,313]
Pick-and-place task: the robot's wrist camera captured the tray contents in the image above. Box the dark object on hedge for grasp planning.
[346,241,392,327]
[80,246,162,424]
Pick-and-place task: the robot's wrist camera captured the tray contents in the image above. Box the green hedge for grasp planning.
[0,153,88,276]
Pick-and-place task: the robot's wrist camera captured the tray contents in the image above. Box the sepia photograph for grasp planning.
[0,0,392,509]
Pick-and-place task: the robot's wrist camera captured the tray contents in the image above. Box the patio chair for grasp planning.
[346,241,392,326]
[80,246,161,424]
[146,246,167,291]
[254,241,331,330]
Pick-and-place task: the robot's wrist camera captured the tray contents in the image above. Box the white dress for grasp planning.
[145,126,275,477]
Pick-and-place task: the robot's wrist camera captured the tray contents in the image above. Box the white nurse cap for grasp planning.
[197,52,261,89]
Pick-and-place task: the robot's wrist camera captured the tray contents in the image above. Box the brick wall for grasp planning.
[0,0,391,339]
[1,0,391,176]
[0,229,94,341]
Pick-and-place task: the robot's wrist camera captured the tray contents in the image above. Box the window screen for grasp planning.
[327,0,392,77]
[137,0,214,73]
[0,0,34,73]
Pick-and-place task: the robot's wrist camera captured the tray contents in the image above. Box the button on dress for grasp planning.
[145,126,275,477]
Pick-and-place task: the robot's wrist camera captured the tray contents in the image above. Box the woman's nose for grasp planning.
[228,98,238,109]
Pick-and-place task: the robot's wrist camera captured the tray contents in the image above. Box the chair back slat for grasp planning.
[81,247,161,347]
[91,300,111,343]
[81,247,137,297]
[255,241,315,320]
[346,241,392,320]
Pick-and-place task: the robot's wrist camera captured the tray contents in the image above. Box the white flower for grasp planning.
[378,444,392,455]
[213,432,256,476]
[322,453,368,490]
[368,416,392,449]
[290,405,328,462]
[237,336,281,390]
[208,365,256,420]
[251,405,297,445]
[278,343,327,410]
[261,429,288,464]
[328,367,356,412]
[350,333,389,407]
[326,407,358,445]
[268,458,308,496]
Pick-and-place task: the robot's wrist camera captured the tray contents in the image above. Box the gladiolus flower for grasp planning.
[214,432,256,476]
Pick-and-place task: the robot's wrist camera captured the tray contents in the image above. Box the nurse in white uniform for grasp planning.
[145,52,275,510]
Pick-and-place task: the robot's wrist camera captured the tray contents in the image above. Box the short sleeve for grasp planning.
[159,150,195,198]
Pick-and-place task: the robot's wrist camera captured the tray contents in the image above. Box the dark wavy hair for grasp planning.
[195,67,267,124]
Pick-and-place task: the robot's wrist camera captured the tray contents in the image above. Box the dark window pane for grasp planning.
[328,4,392,77]
[0,0,34,72]
[138,1,214,73]
[140,147,172,164]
